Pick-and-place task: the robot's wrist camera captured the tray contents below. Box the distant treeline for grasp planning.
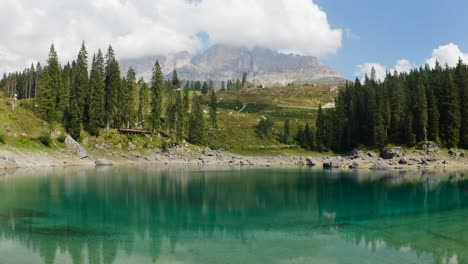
[293,63,468,151]
[0,42,221,144]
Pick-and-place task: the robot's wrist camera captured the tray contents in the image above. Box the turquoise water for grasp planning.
[0,166,467,264]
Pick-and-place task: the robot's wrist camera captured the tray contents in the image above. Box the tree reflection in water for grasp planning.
[0,167,467,264]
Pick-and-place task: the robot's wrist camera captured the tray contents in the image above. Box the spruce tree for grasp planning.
[413,78,428,142]
[74,42,89,124]
[172,69,180,89]
[283,119,291,144]
[88,50,106,136]
[209,90,217,129]
[150,61,164,132]
[440,68,461,147]
[47,44,64,122]
[455,59,468,148]
[189,96,205,144]
[104,46,122,129]
[137,78,150,126]
[202,81,208,95]
[36,68,55,123]
[174,90,184,141]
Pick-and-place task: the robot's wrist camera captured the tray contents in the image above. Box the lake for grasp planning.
[0,166,467,264]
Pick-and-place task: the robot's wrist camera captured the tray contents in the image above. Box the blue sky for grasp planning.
[314,0,468,79]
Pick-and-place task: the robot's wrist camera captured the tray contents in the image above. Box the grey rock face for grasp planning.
[203,147,215,156]
[349,161,360,169]
[306,157,317,166]
[65,136,88,159]
[120,44,345,87]
[95,158,113,166]
[370,161,389,170]
[380,148,403,159]
[323,158,342,169]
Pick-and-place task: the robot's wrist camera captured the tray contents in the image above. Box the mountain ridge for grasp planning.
[120,44,345,87]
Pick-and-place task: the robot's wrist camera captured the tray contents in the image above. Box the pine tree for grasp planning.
[150,61,164,132]
[315,104,326,150]
[120,67,136,128]
[455,59,468,148]
[209,90,217,129]
[202,81,208,95]
[174,90,184,141]
[172,69,180,89]
[137,78,150,126]
[74,42,89,124]
[283,119,291,144]
[189,96,205,144]
[221,81,226,91]
[47,44,64,122]
[36,68,55,123]
[413,78,428,142]
[440,67,461,147]
[88,50,106,136]
[104,46,122,128]
[182,88,190,137]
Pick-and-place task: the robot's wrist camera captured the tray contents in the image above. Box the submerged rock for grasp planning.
[95,158,113,166]
[65,135,88,159]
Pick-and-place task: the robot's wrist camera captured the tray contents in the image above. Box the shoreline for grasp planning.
[1,145,467,172]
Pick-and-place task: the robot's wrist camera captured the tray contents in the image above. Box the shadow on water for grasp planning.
[0,165,467,263]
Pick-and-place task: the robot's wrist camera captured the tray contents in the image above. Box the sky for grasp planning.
[1,0,468,80]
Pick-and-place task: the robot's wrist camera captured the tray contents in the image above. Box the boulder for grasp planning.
[460,152,465,158]
[349,161,360,169]
[306,157,317,166]
[398,158,408,165]
[367,151,377,158]
[95,158,113,166]
[380,147,403,159]
[448,148,457,157]
[128,142,137,151]
[65,135,88,159]
[370,161,389,170]
[203,147,215,156]
[323,158,342,169]
[350,149,365,159]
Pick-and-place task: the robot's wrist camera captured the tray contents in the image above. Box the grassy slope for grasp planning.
[201,84,339,154]
[0,84,339,155]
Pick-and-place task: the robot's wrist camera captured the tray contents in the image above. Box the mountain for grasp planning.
[120,44,344,87]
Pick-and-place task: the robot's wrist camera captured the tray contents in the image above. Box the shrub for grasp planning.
[0,134,5,144]
[256,118,274,139]
[57,134,66,143]
[161,141,169,153]
[39,134,52,147]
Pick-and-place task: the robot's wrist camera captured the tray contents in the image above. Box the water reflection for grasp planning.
[0,166,467,264]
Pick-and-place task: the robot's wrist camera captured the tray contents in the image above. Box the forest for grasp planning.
[1,43,467,152]
[295,63,468,151]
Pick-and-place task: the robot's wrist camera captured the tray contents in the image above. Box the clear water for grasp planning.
[0,166,467,264]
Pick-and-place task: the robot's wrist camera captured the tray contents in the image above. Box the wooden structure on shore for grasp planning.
[118,128,152,135]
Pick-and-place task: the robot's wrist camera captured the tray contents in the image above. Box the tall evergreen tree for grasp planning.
[137,78,150,126]
[47,44,64,122]
[171,69,180,88]
[150,61,164,132]
[209,90,217,129]
[283,119,291,144]
[74,42,89,124]
[189,96,205,144]
[439,67,461,147]
[36,68,55,123]
[104,45,122,128]
[455,59,468,148]
[88,50,106,136]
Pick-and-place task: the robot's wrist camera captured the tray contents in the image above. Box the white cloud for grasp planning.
[426,43,468,68]
[391,59,416,73]
[356,43,468,81]
[355,63,387,82]
[0,0,342,74]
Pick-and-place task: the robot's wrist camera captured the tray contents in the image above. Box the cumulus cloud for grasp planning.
[426,43,468,68]
[355,63,387,82]
[0,0,342,74]
[355,43,468,81]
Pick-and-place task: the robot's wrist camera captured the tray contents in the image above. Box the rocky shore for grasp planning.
[0,136,467,171]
